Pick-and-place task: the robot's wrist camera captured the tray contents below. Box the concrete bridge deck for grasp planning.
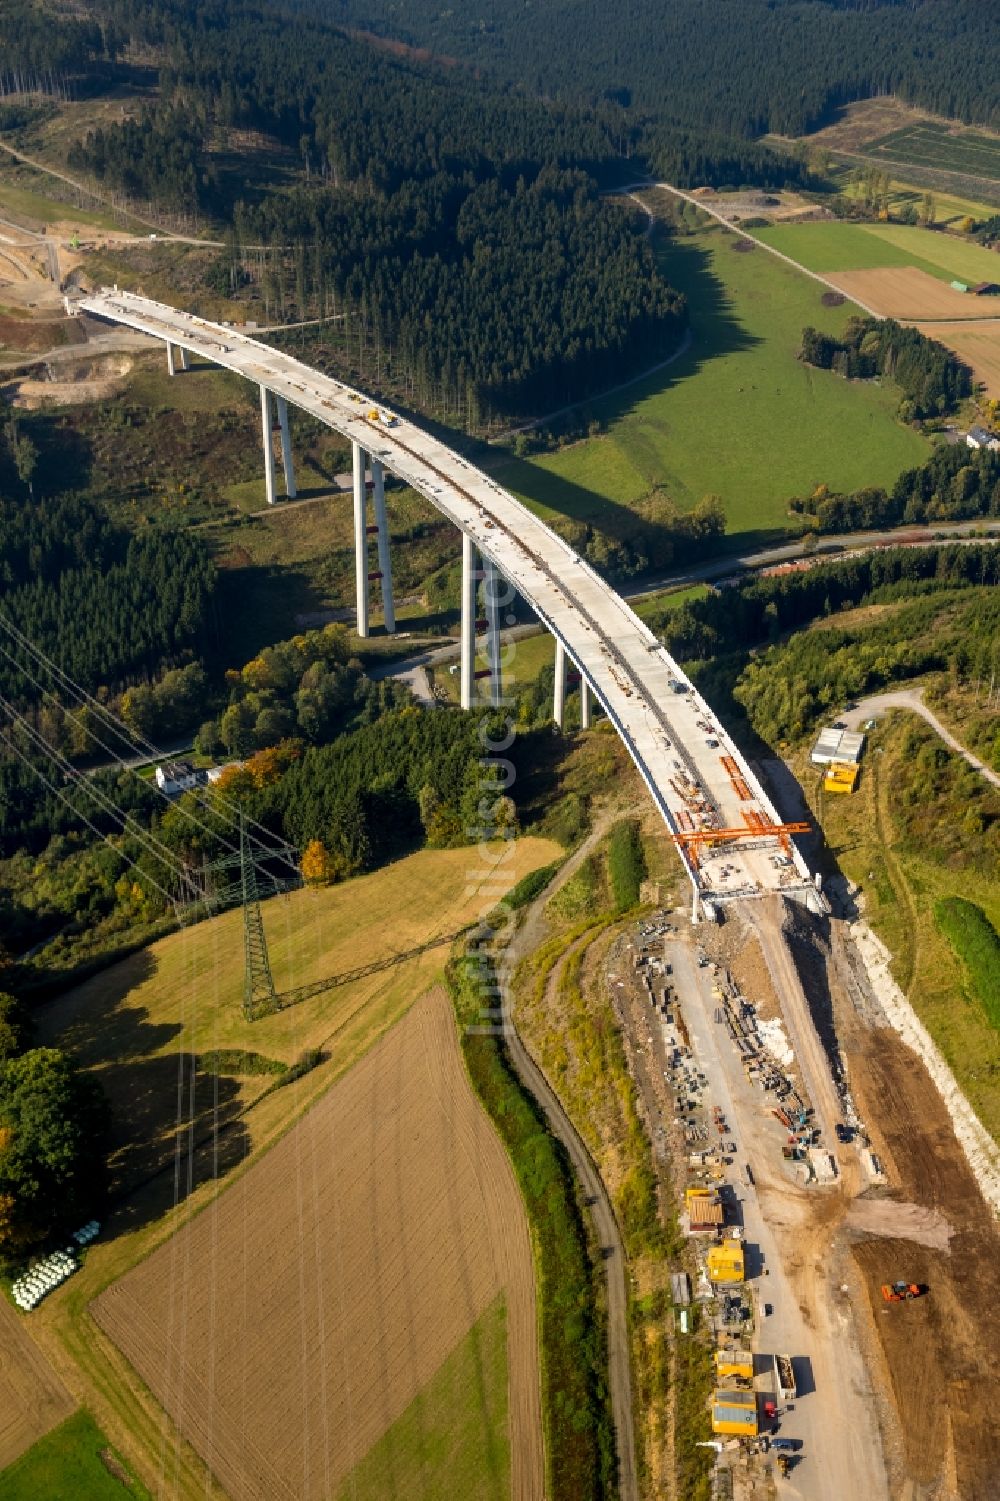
[79,287,819,913]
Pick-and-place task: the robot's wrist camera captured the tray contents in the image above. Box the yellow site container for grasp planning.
[715,1349,754,1381]
[711,1389,758,1436]
[707,1243,745,1284]
[824,761,859,795]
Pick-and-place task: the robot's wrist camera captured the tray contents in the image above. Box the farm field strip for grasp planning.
[858,225,1000,287]
[821,266,1000,321]
[913,321,1000,398]
[755,220,954,279]
[92,988,543,1501]
[757,220,1000,287]
[0,1298,76,1471]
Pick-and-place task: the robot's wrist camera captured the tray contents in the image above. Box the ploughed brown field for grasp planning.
[0,1298,75,1469]
[92,987,542,1501]
[823,265,1000,320]
[914,319,1000,397]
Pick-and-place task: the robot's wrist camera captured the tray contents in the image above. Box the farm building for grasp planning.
[971,282,1000,296]
[967,425,1000,452]
[155,760,234,796]
[155,760,202,795]
[712,1389,758,1436]
[811,727,865,766]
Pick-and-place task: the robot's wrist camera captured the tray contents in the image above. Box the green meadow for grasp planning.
[493,221,929,547]
[758,220,1000,285]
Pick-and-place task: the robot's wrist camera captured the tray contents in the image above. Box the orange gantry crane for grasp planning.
[672,812,810,871]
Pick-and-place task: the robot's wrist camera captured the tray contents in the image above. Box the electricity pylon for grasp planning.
[241,809,278,1019]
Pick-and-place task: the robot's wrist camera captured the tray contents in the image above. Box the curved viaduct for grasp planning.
[78,288,820,917]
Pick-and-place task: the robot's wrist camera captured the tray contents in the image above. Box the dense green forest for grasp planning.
[654,543,1000,664]
[57,0,688,422]
[732,586,1000,744]
[0,490,216,701]
[318,0,999,134]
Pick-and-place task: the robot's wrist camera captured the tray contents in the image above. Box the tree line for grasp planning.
[654,542,1000,663]
[790,443,1000,534]
[800,318,972,419]
[0,990,110,1263]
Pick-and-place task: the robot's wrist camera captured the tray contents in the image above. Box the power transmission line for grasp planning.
[0,611,298,871]
[0,724,181,912]
[0,689,195,894]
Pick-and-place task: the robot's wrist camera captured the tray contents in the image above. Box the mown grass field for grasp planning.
[40,837,561,1180]
[334,1294,510,1501]
[493,220,929,545]
[0,1410,150,1501]
[759,220,1000,286]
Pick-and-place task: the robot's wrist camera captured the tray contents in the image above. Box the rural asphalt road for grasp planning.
[844,687,1000,791]
[500,820,639,1501]
[371,519,999,684]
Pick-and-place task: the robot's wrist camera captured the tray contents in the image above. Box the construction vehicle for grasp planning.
[881,1280,922,1302]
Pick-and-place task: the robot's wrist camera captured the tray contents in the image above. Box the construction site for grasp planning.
[606,892,1000,1501]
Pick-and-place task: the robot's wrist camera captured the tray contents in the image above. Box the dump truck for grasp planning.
[881,1280,922,1302]
[774,1354,796,1401]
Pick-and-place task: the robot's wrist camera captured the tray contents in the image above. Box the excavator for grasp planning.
[881,1279,923,1302]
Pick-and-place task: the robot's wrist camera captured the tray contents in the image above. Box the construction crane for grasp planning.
[672,818,810,871]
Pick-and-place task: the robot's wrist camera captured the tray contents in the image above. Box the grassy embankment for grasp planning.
[934,898,1000,1033]
[795,711,1000,1144]
[492,213,928,549]
[0,1410,150,1501]
[25,838,558,1501]
[450,950,617,1501]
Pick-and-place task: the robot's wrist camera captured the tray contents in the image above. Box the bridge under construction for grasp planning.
[77,287,823,919]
